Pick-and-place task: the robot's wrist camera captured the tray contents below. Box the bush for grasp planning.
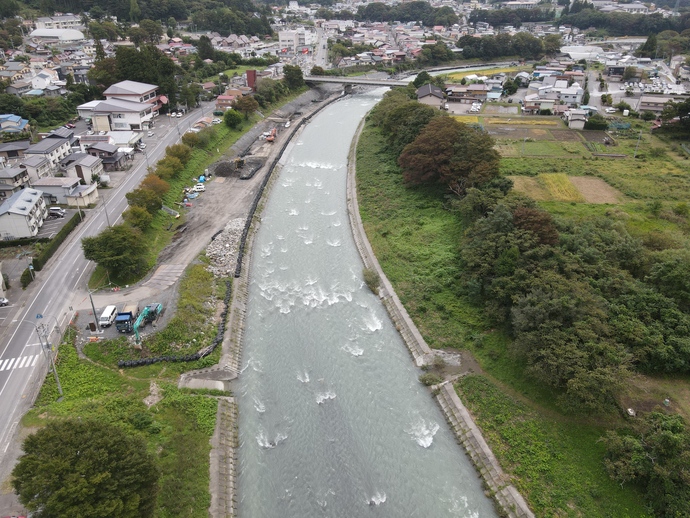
[20,268,33,289]
[32,213,82,271]
[363,267,380,294]
[419,372,443,386]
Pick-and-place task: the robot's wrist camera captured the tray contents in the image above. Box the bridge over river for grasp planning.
[304,76,410,87]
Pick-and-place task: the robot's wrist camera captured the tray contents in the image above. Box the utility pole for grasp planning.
[87,285,101,332]
[633,129,643,158]
[27,318,63,398]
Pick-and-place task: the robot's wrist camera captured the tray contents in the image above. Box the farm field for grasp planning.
[445,66,525,82]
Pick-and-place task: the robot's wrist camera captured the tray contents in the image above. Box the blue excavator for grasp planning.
[134,303,163,344]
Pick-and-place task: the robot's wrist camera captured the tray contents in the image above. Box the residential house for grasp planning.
[0,188,47,239]
[0,61,32,76]
[24,138,71,170]
[639,95,676,113]
[0,141,30,161]
[0,115,30,135]
[0,167,30,202]
[59,152,104,183]
[5,81,32,96]
[416,84,445,107]
[103,80,163,115]
[31,70,59,90]
[86,142,126,171]
[563,108,588,130]
[31,176,99,207]
[215,95,238,111]
[91,99,155,131]
[21,155,52,182]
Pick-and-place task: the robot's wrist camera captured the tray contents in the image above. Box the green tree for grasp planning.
[543,33,562,55]
[12,419,159,517]
[165,143,191,165]
[503,78,518,96]
[126,188,162,214]
[83,225,148,273]
[129,0,141,22]
[582,88,590,105]
[283,64,304,91]
[622,66,638,81]
[232,95,259,119]
[196,35,214,61]
[381,101,439,155]
[224,109,243,129]
[128,27,148,47]
[123,205,153,231]
[584,113,608,130]
[140,174,170,197]
[398,117,500,195]
[636,32,658,58]
[602,411,690,517]
[139,19,163,44]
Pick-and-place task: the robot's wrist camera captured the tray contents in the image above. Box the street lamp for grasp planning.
[101,195,111,227]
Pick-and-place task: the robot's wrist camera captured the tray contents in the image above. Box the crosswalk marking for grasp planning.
[0,355,40,373]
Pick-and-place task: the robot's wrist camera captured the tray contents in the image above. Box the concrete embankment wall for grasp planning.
[345,119,535,518]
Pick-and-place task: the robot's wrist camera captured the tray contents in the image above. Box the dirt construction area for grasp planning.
[83,86,342,331]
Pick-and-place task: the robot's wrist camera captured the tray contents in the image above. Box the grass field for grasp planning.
[355,123,651,517]
[453,115,479,124]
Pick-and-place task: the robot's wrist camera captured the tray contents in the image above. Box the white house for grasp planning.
[31,70,59,90]
[31,176,99,207]
[564,108,588,129]
[0,188,47,239]
[91,99,155,131]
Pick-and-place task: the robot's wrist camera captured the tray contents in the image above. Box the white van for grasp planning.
[99,305,118,327]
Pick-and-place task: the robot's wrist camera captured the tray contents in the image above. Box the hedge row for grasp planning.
[0,237,50,249]
[21,213,83,288]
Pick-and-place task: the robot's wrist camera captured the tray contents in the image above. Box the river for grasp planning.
[237,90,498,517]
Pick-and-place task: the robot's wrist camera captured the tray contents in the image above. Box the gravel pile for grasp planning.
[206,218,245,277]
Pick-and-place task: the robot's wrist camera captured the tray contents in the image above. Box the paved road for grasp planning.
[0,103,214,504]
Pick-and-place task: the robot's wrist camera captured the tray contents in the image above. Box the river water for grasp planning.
[237,90,498,517]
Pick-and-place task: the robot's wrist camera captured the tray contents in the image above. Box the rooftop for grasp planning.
[103,80,158,96]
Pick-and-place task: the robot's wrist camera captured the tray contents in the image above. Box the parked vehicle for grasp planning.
[266,128,277,143]
[48,207,66,218]
[147,131,154,137]
[115,304,140,333]
[139,143,147,150]
[212,118,222,124]
[99,305,118,327]
[0,297,9,307]
[176,112,182,118]
[192,183,205,192]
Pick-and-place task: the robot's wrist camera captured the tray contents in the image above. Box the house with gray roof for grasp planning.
[21,155,52,182]
[91,99,155,131]
[24,138,70,169]
[0,188,47,239]
[59,152,103,183]
[31,176,99,207]
[0,140,30,160]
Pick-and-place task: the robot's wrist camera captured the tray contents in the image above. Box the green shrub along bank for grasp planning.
[355,115,652,515]
[21,213,83,288]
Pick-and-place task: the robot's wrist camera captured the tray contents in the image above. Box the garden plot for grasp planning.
[550,130,584,142]
[580,130,611,144]
[510,174,623,204]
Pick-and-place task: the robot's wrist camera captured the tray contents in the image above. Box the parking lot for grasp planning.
[36,208,78,239]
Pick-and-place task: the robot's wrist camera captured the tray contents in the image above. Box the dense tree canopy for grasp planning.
[603,411,690,517]
[398,117,500,195]
[82,224,148,274]
[12,419,159,517]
